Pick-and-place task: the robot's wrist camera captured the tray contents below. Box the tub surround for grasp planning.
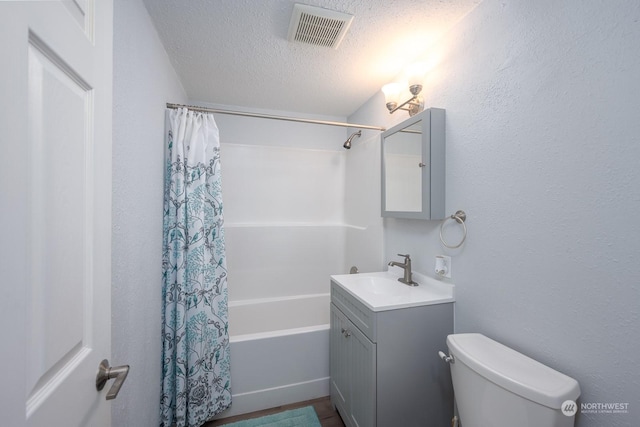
[208,101,384,421]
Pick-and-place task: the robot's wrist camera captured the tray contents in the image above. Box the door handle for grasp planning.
[96,359,130,400]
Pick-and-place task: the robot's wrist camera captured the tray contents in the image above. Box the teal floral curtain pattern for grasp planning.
[160,108,231,427]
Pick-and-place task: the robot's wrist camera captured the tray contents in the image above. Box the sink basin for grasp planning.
[330,269,454,312]
[348,275,402,296]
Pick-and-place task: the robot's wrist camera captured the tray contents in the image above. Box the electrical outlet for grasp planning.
[435,255,451,278]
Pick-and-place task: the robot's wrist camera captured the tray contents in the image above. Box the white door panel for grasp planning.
[0,1,114,426]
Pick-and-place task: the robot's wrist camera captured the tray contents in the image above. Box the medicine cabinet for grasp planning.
[381,108,445,220]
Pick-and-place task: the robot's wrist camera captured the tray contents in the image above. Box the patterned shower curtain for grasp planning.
[160,107,231,427]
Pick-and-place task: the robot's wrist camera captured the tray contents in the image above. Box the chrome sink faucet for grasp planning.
[388,253,418,286]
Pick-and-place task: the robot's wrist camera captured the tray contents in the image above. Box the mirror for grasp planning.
[381,108,445,220]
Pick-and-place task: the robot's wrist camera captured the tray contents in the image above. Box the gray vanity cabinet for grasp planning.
[330,280,454,427]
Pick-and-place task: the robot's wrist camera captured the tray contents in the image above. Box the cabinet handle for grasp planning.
[341,328,351,338]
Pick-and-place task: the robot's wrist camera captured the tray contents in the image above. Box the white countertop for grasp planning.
[330,267,455,312]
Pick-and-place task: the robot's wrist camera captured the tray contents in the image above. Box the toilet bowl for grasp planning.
[445,333,580,427]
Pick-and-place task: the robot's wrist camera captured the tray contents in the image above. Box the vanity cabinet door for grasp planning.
[348,319,376,427]
[330,303,376,427]
[330,304,350,415]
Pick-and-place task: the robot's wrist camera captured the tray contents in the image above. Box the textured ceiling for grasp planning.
[143,0,481,117]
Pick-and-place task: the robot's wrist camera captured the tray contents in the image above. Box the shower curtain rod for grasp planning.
[166,103,386,131]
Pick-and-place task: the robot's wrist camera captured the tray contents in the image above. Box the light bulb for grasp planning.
[382,83,402,111]
[406,63,426,95]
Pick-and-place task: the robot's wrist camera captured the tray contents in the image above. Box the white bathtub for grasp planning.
[215,293,331,419]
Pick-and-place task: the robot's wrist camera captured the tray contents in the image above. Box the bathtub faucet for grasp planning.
[388,254,418,286]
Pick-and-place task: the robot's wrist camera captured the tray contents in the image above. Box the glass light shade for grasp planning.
[406,63,427,87]
[381,83,402,104]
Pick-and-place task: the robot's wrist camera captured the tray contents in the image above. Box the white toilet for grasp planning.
[445,333,581,427]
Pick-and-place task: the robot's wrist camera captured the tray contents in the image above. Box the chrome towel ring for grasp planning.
[440,210,467,249]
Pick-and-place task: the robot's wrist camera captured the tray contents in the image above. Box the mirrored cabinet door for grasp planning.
[381,108,445,220]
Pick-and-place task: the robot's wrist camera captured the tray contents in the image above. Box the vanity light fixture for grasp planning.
[382,64,426,116]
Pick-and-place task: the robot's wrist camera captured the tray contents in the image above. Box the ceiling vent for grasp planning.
[287,4,354,49]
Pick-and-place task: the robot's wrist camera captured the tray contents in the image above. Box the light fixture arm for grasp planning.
[383,83,424,117]
[386,95,424,116]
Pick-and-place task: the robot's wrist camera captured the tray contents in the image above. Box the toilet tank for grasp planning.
[447,333,580,427]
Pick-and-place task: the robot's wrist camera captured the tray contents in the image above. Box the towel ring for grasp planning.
[440,210,467,249]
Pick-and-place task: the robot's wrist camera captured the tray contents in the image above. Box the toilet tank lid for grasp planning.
[447,333,580,409]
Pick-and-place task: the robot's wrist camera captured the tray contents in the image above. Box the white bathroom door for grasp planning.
[0,1,115,426]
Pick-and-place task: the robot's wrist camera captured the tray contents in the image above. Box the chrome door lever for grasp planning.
[96,359,130,400]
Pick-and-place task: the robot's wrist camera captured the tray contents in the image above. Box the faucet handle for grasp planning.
[397,253,411,260]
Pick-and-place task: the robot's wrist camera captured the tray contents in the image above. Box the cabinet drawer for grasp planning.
[331,280,376,342]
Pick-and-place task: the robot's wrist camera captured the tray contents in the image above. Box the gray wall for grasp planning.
[112,0,186,425]
[351,1,640,426]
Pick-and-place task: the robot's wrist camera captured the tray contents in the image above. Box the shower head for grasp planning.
[343,130,362,149]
